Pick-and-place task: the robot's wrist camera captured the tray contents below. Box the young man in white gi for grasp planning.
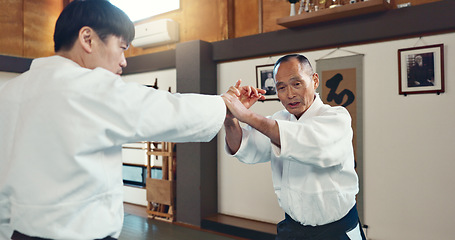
[222,54,367,240]
[0,0,245,239]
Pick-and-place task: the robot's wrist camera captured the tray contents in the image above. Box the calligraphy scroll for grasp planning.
[316,54,364,221]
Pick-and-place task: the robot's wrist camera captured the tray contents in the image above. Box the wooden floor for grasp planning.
[119,203,250,240]
[202,214,276,240]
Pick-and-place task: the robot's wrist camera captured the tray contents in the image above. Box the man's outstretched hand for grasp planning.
[222,80,266,121]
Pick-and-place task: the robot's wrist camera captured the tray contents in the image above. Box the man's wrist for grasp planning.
[224,116,237,126]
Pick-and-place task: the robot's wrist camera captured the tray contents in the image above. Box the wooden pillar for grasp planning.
[175,40,218,227]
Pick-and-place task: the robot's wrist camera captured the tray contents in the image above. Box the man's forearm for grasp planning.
[224,117,242,154]
[243,112,281,148]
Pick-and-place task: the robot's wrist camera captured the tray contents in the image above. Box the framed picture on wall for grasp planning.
[398,44,444,96]
[255,64,278,101]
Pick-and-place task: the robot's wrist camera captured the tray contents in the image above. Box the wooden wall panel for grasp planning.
[0,0,24,56]
[234,0,259,38]
[23,0,63,58]
[182,0,228,42]
[262,0,288,33]
[0,0,443,59]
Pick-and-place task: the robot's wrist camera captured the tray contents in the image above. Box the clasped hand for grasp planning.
[221,80,266,122]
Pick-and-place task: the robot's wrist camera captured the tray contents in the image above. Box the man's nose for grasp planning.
[286,87,295,98]
[120,53,127,68]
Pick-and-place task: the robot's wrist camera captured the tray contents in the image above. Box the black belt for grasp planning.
[12,231,117,240]
[285,204,359,233]
[277,204,365,240]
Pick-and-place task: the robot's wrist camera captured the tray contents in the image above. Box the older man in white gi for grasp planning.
[222,54,366,240]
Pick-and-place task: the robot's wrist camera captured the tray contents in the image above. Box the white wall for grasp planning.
[121,69,177,206]
[217,32,455,240]
[217,58,285,223]
[121,68,177,92]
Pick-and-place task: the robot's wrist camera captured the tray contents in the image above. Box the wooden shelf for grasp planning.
[122,163,163,169]
[277,0,391,28]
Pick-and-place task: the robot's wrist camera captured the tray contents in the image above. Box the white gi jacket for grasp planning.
[229,94,359,226]
[0,56,226,239]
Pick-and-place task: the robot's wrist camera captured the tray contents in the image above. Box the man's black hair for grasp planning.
[54,0,135,52]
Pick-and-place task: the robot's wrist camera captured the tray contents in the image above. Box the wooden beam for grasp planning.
[258,0,263,34]
[122,50,176,75]
[227,0,235,39]
[0,55,32,73]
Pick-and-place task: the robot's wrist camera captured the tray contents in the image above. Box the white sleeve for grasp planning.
[225,125,272,164]
[72,74,226,145]
[273,107,354,168]
[131,90,226,143]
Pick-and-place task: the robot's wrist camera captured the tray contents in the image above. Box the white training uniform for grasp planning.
[0,55,226,239]
[227,94,359,226]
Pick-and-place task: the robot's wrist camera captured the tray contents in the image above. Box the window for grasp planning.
[122,164,163,187]
[110,0,180,22]
[122,164,147,187]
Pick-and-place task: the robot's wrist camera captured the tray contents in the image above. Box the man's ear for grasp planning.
[79,26,94,53]
[313,73,320,89]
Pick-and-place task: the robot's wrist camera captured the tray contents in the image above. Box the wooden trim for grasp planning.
[0,55,32,73]
[202,214,276,240]
[146,151,175,157]
[123,49,176,75]
[258,0,263,34]
[204,214,276,235]
[212,0,455,62]
[227,0,236,39]
[122,163,147,167]
[122,162,163,169]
